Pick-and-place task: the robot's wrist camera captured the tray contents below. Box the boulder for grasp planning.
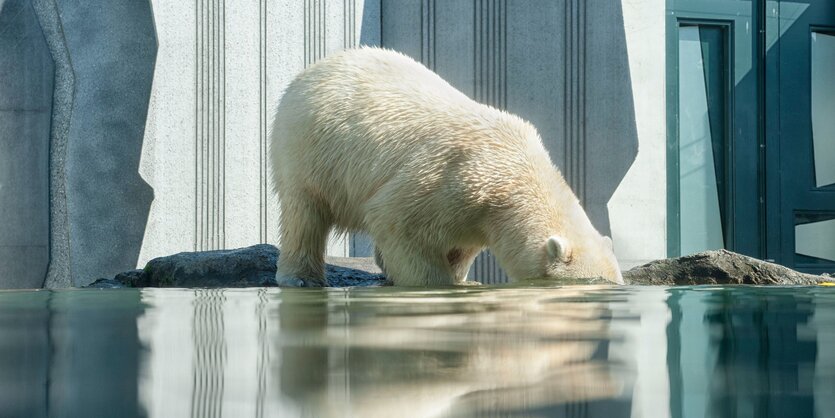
[623,249,827,286]
[86,244,385,288]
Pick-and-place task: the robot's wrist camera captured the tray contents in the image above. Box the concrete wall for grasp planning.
[0,0,665,287]
[0,0,53,288]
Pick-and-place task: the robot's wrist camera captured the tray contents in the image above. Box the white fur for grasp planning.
[270,47,623,286]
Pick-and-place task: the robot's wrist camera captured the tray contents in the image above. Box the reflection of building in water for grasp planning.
[0,291,50,417]
[665,288,825,418]
[0,291,146,417]
[608,288,672,418]
[138,289,197,417]
[137,289,292,417]
[190,289,226,418]
[48,291,145,417]
[810,291,835,418]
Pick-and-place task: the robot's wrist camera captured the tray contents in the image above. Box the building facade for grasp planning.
[0,0,831,288]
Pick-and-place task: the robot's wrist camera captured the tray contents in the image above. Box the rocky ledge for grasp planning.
[623,249,828,285]
[87,244,385,289]
[87,245,830,289]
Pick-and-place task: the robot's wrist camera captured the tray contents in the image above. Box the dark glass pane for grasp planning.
[811,31,835,188]
[678,24,728,255]
[795,212,835,264]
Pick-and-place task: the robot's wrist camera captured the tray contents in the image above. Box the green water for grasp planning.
[1,286,833,418]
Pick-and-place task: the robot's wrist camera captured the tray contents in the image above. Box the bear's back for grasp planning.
[271,47,553,231]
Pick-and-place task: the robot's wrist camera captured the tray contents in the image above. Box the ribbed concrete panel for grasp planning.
[134,0,381,271]
[196,0,227,251]
[471,0,509,284]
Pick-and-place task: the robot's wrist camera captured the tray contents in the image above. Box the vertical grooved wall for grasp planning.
[564,0,586,204]
[305,0,326,68]
[471,0,507,284]
[196,0,226,251]
[259,0,268,243]
[421,0,435,69]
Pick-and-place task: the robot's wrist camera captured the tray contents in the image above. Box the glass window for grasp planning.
[811,31,835,188]
[795,213,835,264]
[678,25,729,255]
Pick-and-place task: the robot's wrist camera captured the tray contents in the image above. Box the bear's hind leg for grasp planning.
[374,246,386,275]
[375,241,456,287]
[276,192,331,287]
[448,247,482,285]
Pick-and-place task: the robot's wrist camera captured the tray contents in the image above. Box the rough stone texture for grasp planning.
[87,244,385,289]
[623,249,826,286]
[57,0,157,287]
[32,0,75,289]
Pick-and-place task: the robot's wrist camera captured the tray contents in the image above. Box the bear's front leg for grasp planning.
[276,252,327,287]
[275,192,330,287]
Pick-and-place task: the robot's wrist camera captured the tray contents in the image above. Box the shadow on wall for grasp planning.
[45,0,157,286]
[583,0,639,238]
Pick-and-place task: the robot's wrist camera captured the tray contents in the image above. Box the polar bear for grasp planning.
[270,47,623,287]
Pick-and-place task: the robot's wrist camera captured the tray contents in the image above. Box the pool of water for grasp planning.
[1,285,833,418]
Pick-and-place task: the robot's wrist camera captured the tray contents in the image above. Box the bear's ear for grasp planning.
[603,236,614,250]
[546,236,570,262]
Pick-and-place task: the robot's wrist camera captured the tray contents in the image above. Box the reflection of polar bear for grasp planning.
[275,287,626,417]
[270,47,623,287]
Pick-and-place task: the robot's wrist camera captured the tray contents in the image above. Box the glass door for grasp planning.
[768,0,835,273]
[667,0,761,257]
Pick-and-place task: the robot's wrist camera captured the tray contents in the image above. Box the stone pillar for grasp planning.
[56,0,157,286]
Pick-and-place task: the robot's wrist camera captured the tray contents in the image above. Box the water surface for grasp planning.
[1,285,833,417]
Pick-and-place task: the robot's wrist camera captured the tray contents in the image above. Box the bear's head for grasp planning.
[497,228,624,284]
[540,234,624,284]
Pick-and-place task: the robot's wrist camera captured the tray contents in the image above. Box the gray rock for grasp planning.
[623,249,826,286]
[86,244,385,288]
[140,244,279,287]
